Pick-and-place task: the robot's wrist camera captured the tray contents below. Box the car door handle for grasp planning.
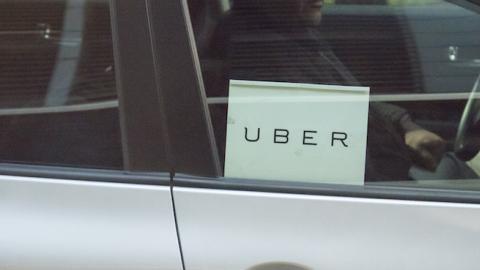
[248,262,312,270]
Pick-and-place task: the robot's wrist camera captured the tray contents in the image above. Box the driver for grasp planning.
[204,0,474,180]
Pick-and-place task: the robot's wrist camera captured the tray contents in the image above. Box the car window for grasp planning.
[0,0,122,169]
[187,0,480,189]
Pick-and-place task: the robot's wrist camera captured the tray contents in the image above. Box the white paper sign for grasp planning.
[224,80,370,185]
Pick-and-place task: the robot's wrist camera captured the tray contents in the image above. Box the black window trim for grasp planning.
[145,0,222,177]
[175,174,480,204]
[110,0,172,172]
[0,163,170,186]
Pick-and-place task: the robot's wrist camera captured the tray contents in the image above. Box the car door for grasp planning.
[0,1,183,269]
[153,0,480,269]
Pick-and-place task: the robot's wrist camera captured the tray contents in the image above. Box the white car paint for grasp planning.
[174,187,480,270]
[0,175,183,270]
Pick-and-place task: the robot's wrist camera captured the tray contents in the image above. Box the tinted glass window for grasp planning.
[0,0,122,169]
[188,0,480,189]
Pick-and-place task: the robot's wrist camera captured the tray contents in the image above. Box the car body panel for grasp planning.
[174,186,480,270]
[0,175,183,270]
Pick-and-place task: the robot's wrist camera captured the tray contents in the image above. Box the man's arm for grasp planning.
[372,102,446,171]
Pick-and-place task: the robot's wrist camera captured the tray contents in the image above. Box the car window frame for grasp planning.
[0,0,173,185]
[169,0,480,204]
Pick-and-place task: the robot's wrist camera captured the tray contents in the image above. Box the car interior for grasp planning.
[187,0,480,185]
[0,1,122,169]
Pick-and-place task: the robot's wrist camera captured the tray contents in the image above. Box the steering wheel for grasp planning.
[454,73,480,161]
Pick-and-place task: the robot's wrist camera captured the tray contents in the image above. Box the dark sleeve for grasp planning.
[371,102,422,136]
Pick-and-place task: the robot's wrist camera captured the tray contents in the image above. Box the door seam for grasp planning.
[170,171,186,270]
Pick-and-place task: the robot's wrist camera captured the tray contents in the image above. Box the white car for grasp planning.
[1,0,480,269]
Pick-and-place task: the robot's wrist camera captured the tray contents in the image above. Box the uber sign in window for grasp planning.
[224,80,370,185]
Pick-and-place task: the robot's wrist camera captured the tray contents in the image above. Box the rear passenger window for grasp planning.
[0,0,122,169]
[188,0,480,189]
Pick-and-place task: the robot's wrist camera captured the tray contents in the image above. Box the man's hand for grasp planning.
[405,129,447,171]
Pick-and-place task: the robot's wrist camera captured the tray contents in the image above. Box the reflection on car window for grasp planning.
[188,0,480,188]
[0,0,122,169]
